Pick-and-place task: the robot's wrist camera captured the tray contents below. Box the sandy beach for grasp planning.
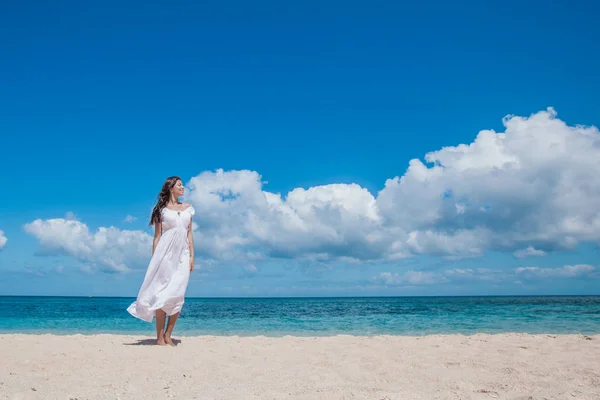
[1,333,599,400]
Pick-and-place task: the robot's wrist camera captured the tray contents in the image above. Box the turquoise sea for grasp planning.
[1,296,599,336]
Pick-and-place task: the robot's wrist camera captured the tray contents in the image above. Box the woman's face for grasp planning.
[171,179,184,198]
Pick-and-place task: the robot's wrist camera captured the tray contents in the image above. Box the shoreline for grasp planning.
[3,333,599,399]
[2,331,600,337]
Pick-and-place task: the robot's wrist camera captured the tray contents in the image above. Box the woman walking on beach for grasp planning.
[127,176,195,346]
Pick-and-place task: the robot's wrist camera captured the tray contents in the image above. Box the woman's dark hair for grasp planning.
[149,176,181,225]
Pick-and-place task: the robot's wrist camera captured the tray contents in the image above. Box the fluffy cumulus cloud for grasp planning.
[184,108,600,262]
[373,265,597,286]
[24,108,600,271]
[186,170,385,262]
[0,230,7,251]
[24,217,152,272]
[377,108,600,257]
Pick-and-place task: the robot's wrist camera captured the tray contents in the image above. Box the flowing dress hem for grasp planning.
[127,301,184,323]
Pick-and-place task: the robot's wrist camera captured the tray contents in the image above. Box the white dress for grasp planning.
[127,206,195,322]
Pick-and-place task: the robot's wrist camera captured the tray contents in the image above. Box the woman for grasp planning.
[127,176,195,346]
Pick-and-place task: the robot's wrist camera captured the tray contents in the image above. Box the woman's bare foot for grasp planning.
[164,335,176,347]
[157,335,167,346]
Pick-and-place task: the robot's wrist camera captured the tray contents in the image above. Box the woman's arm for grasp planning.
[187,219,195,272]
[152,222,162,256]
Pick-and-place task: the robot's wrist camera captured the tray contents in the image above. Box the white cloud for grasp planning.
[0,230,7,251]
[182,108,600,262]
[124,215,137,223]
[377,108,600,257]
[24,108,600,270]
[244,264,258,274]
[375,268,504,286]
[373,265,597,286]
[405,229,489,258]
[513,246,547,258]
[24,217,152,273]
[239,264,259,278]
[442,267,507,282]
[185,170,387,262]
[373,271,443,285]
[515,264,596,279]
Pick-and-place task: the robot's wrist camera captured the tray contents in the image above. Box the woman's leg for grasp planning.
[164,312,180,345]
[155,309,167,345]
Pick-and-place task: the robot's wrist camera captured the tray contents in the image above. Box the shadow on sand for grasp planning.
[123,338,182,346]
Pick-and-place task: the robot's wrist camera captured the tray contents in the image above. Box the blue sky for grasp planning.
[1,0,599,296]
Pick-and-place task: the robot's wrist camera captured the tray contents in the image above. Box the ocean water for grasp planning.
[1,296,599,336]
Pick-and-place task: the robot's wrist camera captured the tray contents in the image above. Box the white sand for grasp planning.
[1,333,599,400]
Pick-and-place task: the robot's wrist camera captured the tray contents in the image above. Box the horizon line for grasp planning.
[1,294,599,299]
